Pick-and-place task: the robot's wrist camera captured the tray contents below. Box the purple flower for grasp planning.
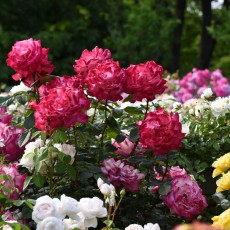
[162,175,208,220]
[0,122,24,161]
[101,158,145,191]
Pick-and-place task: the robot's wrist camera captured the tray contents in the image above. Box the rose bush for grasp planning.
[0,38,225,229]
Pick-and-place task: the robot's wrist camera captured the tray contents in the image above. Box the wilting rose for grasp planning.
[0,163,27,200]
[162,175,208,220]
[73,46,111,79]
[85,59,125,101]
[0,122,24,161]
[101,158,145,191]
[30,86,90,133]
[6,38,54,87]
[138,109,185,155]
[124,61,167,102]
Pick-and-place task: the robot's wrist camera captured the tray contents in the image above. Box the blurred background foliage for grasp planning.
[0,0,229,86]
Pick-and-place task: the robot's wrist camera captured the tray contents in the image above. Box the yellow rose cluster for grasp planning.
[212,208,230,230]
[212,152,230,192]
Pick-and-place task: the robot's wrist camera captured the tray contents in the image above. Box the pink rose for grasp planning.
[85,59,125,101]
[6,38,54,87]
[113,137,135,158]
[73,46,111,79]
[0,163,27,200]
[124,61,167,102]
[0,122,24,161]
[138,109,185,155]
[162,175,208,220]
[101,158,145,191]
[30,85,91,133]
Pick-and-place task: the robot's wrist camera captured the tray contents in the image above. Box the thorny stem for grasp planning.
[91,102,98,124]
[111,195,123,223]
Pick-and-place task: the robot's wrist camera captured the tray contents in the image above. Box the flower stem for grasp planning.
[100,100,108,148]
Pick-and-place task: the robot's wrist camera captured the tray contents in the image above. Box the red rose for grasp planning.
[85,59,126,101]
[7,38,54,87]
[138,108,185,155]
[73,46,111,79]
[124,61,167,102]
[30,86,91,133]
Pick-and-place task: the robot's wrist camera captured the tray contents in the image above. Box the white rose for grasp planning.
[97,178,104,188]
[125,224,144,230]
[144,223,161,230]
[194,104,204,117]
[8,104,17,112]
[24,138,44,154]
[32,195,64,223]
[78,197,107,228]
[19,152,35,171]
[36,217,64,230]
[201,88,213,99]
[63,215,85,230]
[10,82,30,94]
[211,98,229,117]
[60,195,79,219]
[99,183,112,196]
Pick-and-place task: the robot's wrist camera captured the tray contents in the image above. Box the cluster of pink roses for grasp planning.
[173,68,230,102]
[0,107,24,161]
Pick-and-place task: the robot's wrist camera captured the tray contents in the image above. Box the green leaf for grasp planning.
[33,174,45,187]
[13,199,25,206]
[18,130,32,147]
[16,94,27,104]
[129,127,140,142]
[159,182,172,196]
[31,131,41,139]
[52,129,67,143]
[23,113,35,129]
[55,162,67,173]
[112,108,123,118]
[115,133,126,143]
[41,132,47,141]
[38,148,48,161]
[148,180,163,186]
[213,142,220,151]
[107,115,120,131]
[23,176,33,190]
[124,107,143,115]
[66,165,76,180]
[0,96,14,106]
[127,155,147,164]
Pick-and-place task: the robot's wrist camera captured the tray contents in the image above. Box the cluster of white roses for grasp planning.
[184,89,230,118]
[32,194,107,230]
[19,138,76,173]
[125,223,161,230]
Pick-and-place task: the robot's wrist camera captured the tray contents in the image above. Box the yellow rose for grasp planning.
[212,208,230,230]
[216,171,230,192]
[212,152,230,178]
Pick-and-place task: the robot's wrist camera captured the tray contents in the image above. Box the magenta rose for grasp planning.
[6,38,54,87]
[0,107,13,125]
[73,46,111,79]
[101,158,145,191]
[30,86,91,133]
[0,163,27,200]
[85,59,126,101]
[123,61,167,102]
[138,109,185,155]
[0,123,24,161]
[162,175,208,220]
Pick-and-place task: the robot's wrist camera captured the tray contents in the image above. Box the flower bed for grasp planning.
[0,38,230,230]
